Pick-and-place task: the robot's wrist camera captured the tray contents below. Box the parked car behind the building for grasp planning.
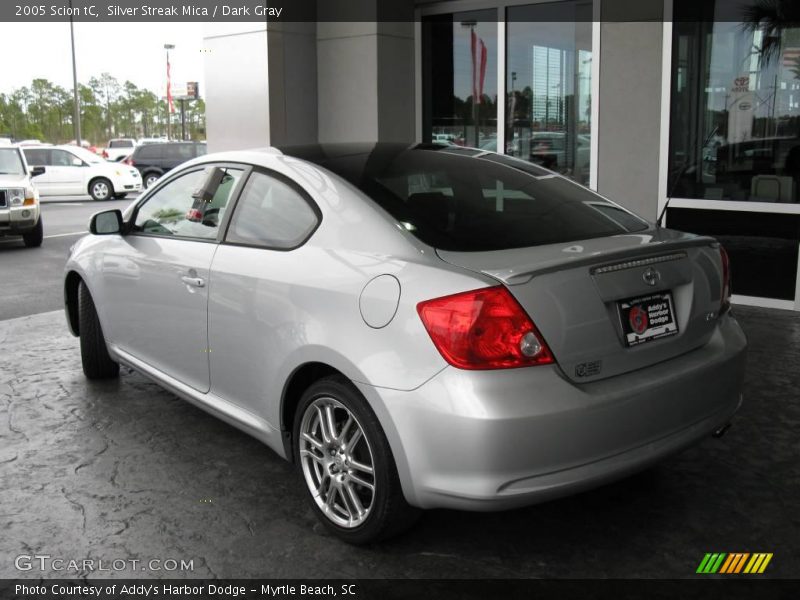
[0,145,45,247]
[23,145,141,201]
[125,141,206,189]
[64,143,746,544]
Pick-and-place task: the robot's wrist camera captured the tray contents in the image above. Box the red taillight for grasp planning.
[720,245,731,314]
[102,150,109,158]
[417,286,554,370]
[124,157,134,166]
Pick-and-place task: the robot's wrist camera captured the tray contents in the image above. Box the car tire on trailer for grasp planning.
[293,375,419,544]
[143,173,160,189]
[89,178,114,201]
[78,281,120,380]
[22,217,43,248]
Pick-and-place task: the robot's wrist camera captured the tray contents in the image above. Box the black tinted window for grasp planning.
[164,144,195,161]
[227,171,319,249]
[284,144,648,252]
[23,148,50,166]
[109,140,134,148]
[136,145,162,160]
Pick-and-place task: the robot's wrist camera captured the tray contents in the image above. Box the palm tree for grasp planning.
[742,0,800,66]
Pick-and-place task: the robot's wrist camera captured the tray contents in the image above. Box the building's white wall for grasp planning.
[203,23,270,152]
[317,23,380,143]
[596,21,665,220]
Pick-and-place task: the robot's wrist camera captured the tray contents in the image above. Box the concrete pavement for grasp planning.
[1,306,798,578]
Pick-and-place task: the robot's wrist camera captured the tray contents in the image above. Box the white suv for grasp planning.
[0,145,45,247]
[22,145,142,201]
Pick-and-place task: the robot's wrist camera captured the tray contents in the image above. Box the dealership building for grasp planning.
[204,0,800,310]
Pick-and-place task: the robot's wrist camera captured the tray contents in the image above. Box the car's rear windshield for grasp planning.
[109,140,133,148]
[284,144,649,252]
[0,148,26,176]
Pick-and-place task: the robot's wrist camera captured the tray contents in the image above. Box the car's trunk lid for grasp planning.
[437,228,725,383]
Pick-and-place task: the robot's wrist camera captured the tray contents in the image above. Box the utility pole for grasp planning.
[68,0,82,145]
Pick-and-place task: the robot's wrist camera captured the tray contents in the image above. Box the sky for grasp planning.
[0,22,206,97]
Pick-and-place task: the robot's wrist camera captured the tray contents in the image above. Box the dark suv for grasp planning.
[125,141,206,189]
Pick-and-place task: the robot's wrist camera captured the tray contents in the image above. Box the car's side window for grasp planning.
[133,166,244,240]
[226,171,319,249]
[51,150,77,167]
[24,149,51,166]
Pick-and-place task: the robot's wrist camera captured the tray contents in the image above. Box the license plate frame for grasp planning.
[618,292,679,347]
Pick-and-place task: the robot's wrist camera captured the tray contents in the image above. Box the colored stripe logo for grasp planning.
[696,553,773,574]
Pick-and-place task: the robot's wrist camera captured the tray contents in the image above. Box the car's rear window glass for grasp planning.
[293,145,649,252]
[109,140,133,148]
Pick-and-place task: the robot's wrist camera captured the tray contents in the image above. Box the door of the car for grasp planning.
[45,148,86,195]
[207,168,321,421]
[21,148,55,194]
[99,164,246,392]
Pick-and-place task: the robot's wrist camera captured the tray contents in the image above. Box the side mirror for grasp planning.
[30,166,45,178]
[90,209,124,235]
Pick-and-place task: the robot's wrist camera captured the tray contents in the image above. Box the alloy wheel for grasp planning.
[92,181,110,199]
[299,396,376,528]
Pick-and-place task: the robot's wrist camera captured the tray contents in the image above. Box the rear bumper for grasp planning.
[356,313,747,511]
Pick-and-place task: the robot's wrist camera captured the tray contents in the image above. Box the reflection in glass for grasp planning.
[422,11,498,150]
[506,1,593,185]
[670,1,800,202]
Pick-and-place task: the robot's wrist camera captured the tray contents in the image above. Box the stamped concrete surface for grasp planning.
[1,306,798,579]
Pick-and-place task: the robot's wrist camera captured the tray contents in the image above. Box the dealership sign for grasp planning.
[728,75,754,143]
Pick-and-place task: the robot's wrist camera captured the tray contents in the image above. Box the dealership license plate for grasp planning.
[618,292,678,347]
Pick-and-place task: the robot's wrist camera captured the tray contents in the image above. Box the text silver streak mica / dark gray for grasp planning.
[64,143,746,542]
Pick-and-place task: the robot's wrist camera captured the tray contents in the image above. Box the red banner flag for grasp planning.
[167,55,175,114]
[471,29,488,105]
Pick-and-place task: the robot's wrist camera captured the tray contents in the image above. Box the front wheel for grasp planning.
[89,178,113,201]
[294,376,419,544]
[78,282,119,380]
[22,217,43,247]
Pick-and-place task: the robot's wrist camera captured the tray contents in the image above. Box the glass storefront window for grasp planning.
[422,10,498,150]
[506,1,593,185]
[670,2,800,203]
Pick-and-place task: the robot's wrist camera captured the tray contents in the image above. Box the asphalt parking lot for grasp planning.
[0,197,137,320]
[1,303,798,579]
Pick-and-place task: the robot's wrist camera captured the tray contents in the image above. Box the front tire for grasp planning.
[22,217,43,248]
[78,282,119,380]
[89,178,113,201]
[294,376,419,544]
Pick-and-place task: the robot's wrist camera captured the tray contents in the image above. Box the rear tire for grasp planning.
[293,375,419,544]
[143,173,160,189]
[22,217,43,248]
[78,282,119,380]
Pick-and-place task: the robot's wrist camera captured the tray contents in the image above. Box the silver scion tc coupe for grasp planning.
[64,143,747,543]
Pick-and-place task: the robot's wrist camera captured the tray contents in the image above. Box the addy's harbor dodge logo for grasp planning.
[696,553,773,574]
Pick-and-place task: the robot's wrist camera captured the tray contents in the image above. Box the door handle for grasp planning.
[180,276,206,288]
